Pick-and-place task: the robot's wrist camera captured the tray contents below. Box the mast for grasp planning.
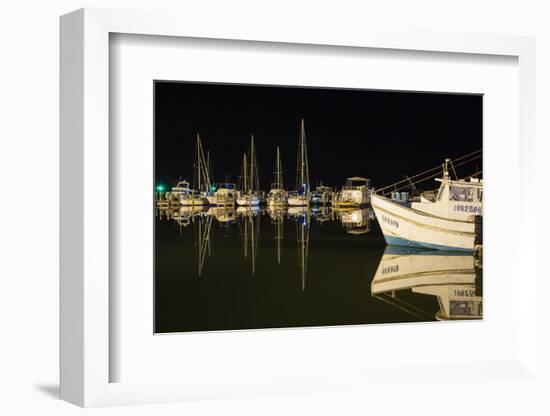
[242,153,248,194]
[248,134,259,195]
[296,118,310,195]
[249,135,254,196]
[195,134,211,193]
[274,146,283,189]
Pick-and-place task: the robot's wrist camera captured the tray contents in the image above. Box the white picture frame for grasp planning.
[60,7,538,407]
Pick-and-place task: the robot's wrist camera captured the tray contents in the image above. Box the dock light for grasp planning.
[156,184,165,192]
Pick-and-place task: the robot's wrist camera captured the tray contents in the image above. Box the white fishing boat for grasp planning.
[267,146,288,207]
[371,159,482,252]
[288,119,311,207]
[333,177,370,208]
[371,247,482,320]
[236,135,262,206]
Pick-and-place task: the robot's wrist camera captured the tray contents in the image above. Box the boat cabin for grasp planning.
[413,175,483,221]
[342,177,370,190]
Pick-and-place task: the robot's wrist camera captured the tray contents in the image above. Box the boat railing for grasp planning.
[341,185,368,191]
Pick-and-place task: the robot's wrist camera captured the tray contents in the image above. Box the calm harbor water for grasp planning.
[154,206,482,333]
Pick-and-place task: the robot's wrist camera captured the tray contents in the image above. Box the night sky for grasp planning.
[154,81,482,192]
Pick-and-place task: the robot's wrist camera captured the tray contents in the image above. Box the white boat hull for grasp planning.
[267,200,287,207]
[207,195,236,206]
[287,195,309,206]
[236,196,261,206]
[178,196,209,206]
[371,193,475,252]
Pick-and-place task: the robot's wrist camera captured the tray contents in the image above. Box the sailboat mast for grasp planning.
[242,153,248,194]
[249,135,254,196]
[275,146,283,189]
[195,133,212,193]
[196,134,201,192]
[296,118,310,194]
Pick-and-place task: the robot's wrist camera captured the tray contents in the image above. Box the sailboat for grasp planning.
[288,119,311,207]
[176,134,209,206]
[267,146,288,207]
[236,135,262,206]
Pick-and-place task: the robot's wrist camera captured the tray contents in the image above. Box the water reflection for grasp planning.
[156,206,373,287]
[370,247,483,321]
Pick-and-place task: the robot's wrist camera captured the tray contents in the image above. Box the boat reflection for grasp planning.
[267,207,286,264]
[237,207,261,275]
[333,207,374,235]
[371,247,482,320]
[292,210,310,291]
[158,205,375,287]
[156,206,208,231]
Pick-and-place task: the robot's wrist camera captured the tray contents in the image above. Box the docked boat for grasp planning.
[172,180,209,206]
[176,133,212,207]
[236,135,262,206]
[267,146,288,207]
[310,185,333,205]
[333,177,370,208]
[371,159,482,252]
[288,118,311,207]
[371,247,482,320]
[206,182,237,206]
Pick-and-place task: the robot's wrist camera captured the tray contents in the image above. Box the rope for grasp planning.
[376,149,481,193]
[378,150,482,196]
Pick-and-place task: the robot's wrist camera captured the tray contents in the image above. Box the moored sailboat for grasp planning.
[236,135,262,206]
[288,118,311,207]
[176,134,210,206]
[267,146,288,207]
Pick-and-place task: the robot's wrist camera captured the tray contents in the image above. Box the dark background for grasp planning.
[154,81,482,191]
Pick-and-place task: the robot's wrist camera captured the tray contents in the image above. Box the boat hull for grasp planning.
[236,196,261,206]
[207,195,236,206]
[178,196,209,206]
[371,193,475,252]
[287,196,309,206]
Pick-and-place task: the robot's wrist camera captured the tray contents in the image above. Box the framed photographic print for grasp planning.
[60,7,539,408]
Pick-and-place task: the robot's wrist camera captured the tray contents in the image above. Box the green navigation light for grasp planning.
[156,184,165,192]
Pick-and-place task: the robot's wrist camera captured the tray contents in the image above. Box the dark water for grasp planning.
[154,207,482,333]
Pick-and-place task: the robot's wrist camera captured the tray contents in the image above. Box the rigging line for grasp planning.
[386,165,483,195]
[376,149,481,192]
[382,156,482,195]
[378,152,482,193]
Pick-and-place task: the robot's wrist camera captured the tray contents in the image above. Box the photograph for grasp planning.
[154,81,483,333]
